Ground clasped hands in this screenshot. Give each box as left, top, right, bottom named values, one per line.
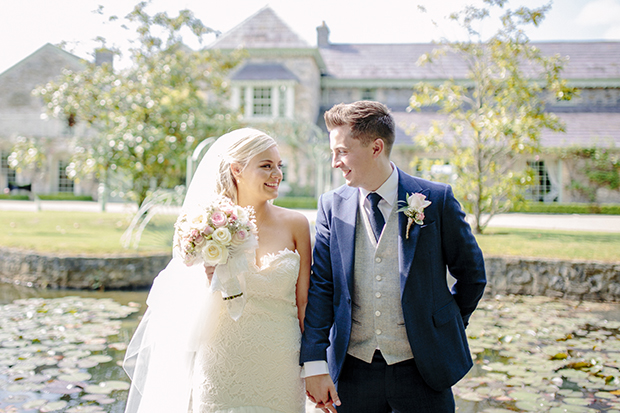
left=305, top=374, right=341, bottom=413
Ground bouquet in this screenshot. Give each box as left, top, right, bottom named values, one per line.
left=174, top=196, right=257, bottom=267
left=173, top=196, right=258, bottom=320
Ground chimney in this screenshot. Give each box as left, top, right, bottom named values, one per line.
left=317, top=21, right=330, bottom=47
left=95, top=49, right=114, bottom=68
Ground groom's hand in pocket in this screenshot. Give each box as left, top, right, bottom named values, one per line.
left=305, top=374, right=340, bottom=413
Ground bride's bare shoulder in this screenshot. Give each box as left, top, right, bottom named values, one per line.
left=272, top=205, right=310, bottom=227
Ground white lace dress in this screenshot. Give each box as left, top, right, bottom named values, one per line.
left=191, top=249, right=306, bottom=413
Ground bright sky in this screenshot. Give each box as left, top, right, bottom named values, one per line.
left=1, top=0, right=619, bottom=74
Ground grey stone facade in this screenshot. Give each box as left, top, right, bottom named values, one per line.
left=1, top=7, right=619, bottom=203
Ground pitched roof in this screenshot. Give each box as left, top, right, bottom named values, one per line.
left=0, top=43, right=84, bottom=82
left=209, top=6, right=310, bottom=50
left=392, top=112, right=620, bottom=148
left=231, top=63, right=299, bottom=81
left=319, top=41, right=620, bottom=83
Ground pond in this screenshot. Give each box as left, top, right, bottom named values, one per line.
left=0, top=284, right=147, bottom=413
left=0, top=284, right=619, bottom=413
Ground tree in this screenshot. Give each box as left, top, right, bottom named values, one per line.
left=409, top=0, right=576, bottom=233
left=559, top=146, right=620, bottom=204
left=34, top=2, right=244, bottom=206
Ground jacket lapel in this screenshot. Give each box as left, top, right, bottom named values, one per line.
left=333, top=186, right=358, bottom=296
left=397, top=170, right=428, bottom=296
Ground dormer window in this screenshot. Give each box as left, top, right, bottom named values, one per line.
left=230, top=63, right=297, bottom=119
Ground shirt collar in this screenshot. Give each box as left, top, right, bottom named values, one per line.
left=359, top=162, right=399, bottom=207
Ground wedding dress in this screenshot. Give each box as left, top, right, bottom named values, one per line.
left=123, top=129, right=306, bottom=413
left=191, top=248, right=305, bottom=413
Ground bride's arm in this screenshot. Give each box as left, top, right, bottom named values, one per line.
left=293, top=214, right=312, bottom=332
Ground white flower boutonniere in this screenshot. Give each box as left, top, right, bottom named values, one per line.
left=398, top=193, right=431, bottom=239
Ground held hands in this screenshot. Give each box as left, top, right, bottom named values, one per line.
left=305, top=374, right=340, bottom=413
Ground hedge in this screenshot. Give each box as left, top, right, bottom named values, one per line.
left=36, top=194, right=94, bottom=201
left=512, top=202, right=620, bottom=215
left=0, top=194, right=29, bottom=200
left=274, top=197, right=317, bottom=209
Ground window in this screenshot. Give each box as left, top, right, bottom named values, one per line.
left=527, top=160, right=552, bottom=202
left=232, top=84, right=295, bottom=119
left=1, top=151, right=16, bottom=186
left=58, top=160, right=74, bottom=193
left=253, top=87, right=272, bottom=117
left=361, top=88, right=376, bottom=101
left=413, top=159, right=455, bottom=184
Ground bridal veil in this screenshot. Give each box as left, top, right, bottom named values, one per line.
left=123, top=128, right=274, bottom=413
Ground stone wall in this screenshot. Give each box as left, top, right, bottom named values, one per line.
left=484, top=256, right=620, bottom=302
left=1, top=248, right=619, bottom=300
left=0, top=248, right=170, bottom=290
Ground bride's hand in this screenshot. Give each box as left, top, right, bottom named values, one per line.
left=204, top=265, right=215, bottom=284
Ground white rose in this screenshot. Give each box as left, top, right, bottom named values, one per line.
left=407, top=193, right=431, bottom=211
left=235, top=206, right=249, bottom=222
left=212, top=227, right=232, bottom=245
left=202, top=240, right=229, bottom=265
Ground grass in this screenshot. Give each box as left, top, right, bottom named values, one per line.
left=0, top=211, right=175, bottom=255
left=476, top=227, right=620, bottom=263
left=1, top=211, right=620, bottom=262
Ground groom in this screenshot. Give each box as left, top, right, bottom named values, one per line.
left=301, top=101, right=486, bottom=412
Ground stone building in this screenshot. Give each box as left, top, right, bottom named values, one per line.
left=1, top=6, right=619, bottom=203
left=0, top=44, right=89, bottom=196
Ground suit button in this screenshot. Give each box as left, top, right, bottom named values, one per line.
left=375, top=257, right=382, bottom=263
left=376, top=275, right=382, bottom=281
left=375, top=329, right=382, bottom=335
left=375, top=311, right=381, bottom=317
left=375, top=292, right=382, bottom=298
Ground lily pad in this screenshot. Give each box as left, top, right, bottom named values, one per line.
left=40, top=400, right=69, bottom=412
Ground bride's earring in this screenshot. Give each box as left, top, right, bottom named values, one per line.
left=231, top=163, right=243, bottom=183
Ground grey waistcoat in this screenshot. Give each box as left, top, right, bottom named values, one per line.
left=347, top=202, right=414, bottom=365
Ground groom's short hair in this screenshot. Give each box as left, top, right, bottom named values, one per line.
left=324, top=100, right=395, bottom=156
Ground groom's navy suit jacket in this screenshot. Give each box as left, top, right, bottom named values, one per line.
left=301, top=169, right=487, bottom=391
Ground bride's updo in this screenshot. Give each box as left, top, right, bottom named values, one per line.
left=215, top=128, right=277, bottom=204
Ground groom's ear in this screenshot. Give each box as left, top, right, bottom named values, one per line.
left=372, top=138, right=384, bottom=158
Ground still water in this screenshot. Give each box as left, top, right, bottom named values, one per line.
left=0, top=283, right=147, bottom=413
left=1, top=283, right=620, bottom=413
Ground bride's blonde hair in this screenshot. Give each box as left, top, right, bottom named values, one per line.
left=215, top=128, right=277, bottom=204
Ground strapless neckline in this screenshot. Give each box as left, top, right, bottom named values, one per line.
left=254, top=248, right=299, bottom=271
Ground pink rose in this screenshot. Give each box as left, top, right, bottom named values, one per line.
left=203, top=225, right=214, bottom=236
left=211, top=211, right=227, bottom=227
left=232, top=228, right=249, bottom=245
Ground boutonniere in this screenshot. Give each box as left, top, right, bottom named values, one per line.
left=398, top=193, right=431, bottom=239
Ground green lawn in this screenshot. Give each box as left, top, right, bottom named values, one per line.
left=0, top=211, right=175, bottom=255
left=1, top=211, right=619, bottom=262
left=476, top=227, right=620, bottom=263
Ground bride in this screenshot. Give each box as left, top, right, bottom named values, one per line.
left=123, top=128, right=311, bottom=413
